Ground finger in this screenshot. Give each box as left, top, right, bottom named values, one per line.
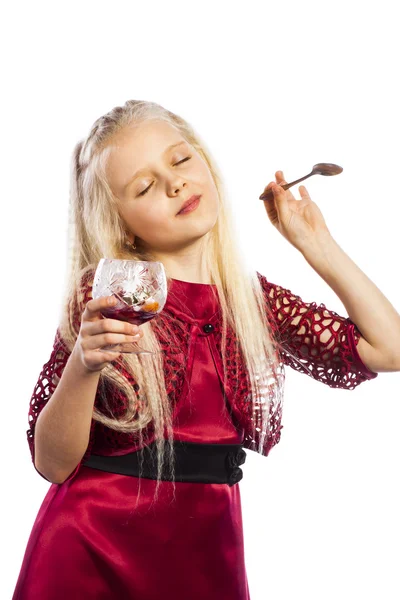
left=275, top=170, right=299, bottom=202
left=82, top=330, right=143, bottom=351
left=275, top=170, right=287, bottom=185
left=260, top=181, right=277, bottom=200
left=298, top=185, right=310, bottom=199
left=83, top=296, right=118, bottom=322
left=271, top=183, right=290, bottom=215
left=84, top=318, right=141, bottom=336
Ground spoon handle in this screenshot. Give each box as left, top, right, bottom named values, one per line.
left=259, top=171, right=313, bottom=200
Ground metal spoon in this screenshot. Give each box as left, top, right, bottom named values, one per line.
left=259, top=163, right=343, bottom=201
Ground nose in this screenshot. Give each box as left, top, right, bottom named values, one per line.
left=170, top=179, right=187, bottom=195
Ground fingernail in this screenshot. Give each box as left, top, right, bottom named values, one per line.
left=108, top=296, right=117, bottom=305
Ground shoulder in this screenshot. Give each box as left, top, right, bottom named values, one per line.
left=69, top=266, right=96, bottom=332
left=256, top=271, right=267, bottom=285
left=256, top=271, right=301, bottom=303
left=78, top=266, right=96, bottom=299
left=255, top=271, right=275, bottom=298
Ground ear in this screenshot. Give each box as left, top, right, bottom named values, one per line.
left=124, top=230, right=134, bottom=244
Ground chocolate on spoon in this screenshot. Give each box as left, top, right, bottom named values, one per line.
left=259, top=163, right=343, bottom=201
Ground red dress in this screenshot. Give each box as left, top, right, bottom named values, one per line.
left=13, top=275, right=378, bottom=599
left=13, top=279, right=250, bottom=600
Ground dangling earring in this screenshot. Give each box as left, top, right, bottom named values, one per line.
left=125, top=237, right=136, bottom=250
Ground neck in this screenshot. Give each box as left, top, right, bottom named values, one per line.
left=151, top=240, right=212, bottom=284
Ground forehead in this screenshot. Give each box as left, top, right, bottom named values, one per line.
left=106, top=120, right=187, bottom=193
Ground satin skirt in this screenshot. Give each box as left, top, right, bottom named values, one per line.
left=12, top=463, right=251, bottom=600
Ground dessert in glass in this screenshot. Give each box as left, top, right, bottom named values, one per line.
left=92, top=259, right=167, bottom=354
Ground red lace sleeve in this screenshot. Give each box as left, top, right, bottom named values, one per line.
left=27, top=269, right=96, bottom=482
left=257, top=272, right=379, bottom=389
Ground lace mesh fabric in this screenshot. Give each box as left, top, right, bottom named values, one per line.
left=256, top=273, right=378, bottom=387
left=237, top=272, right=379, bottom=455
left=212, top=315, right=286, bottom=457
left=26, top=331, right=87, bottom=470
left=27, top=271, right=99, bottom=474
left=26, top=270, right=192, bottom=476
left=27, top=270, right=378, bottom=478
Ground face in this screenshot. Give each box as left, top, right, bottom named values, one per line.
left=106, top=120, right=220, bottom=254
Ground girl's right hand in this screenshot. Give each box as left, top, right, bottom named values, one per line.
left=74, top=296, right=144, bottom=372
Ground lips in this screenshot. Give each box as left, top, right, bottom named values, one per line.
left=177, top=195, right=201, bottom=215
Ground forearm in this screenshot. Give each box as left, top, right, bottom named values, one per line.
left=300, top=232, right=400, bottom=363
left=34, top=347, right=101, bottom=483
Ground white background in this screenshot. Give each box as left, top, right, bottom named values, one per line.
left=2, top=1, right=400, bottom=598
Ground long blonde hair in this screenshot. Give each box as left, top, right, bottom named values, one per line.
left=59, top=99, right=284, bottom=504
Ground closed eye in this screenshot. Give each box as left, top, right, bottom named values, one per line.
left=138, top=157, right=192, bottom=196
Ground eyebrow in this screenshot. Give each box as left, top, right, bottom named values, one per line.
left=123, top=140, right=187, bottom=191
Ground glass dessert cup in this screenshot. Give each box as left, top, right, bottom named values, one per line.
left=92, top=258, right=167, bottom=355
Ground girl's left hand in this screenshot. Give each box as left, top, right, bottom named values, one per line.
left=261, top=170, right=332, bottom=253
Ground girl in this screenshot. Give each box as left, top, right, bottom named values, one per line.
left=13, top=99, right=398, bottom=600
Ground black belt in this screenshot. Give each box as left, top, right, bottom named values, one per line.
left=82, top=441, right=247, bottom=487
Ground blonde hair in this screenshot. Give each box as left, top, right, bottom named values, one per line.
left=59, top=99, right=284, bottom=505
